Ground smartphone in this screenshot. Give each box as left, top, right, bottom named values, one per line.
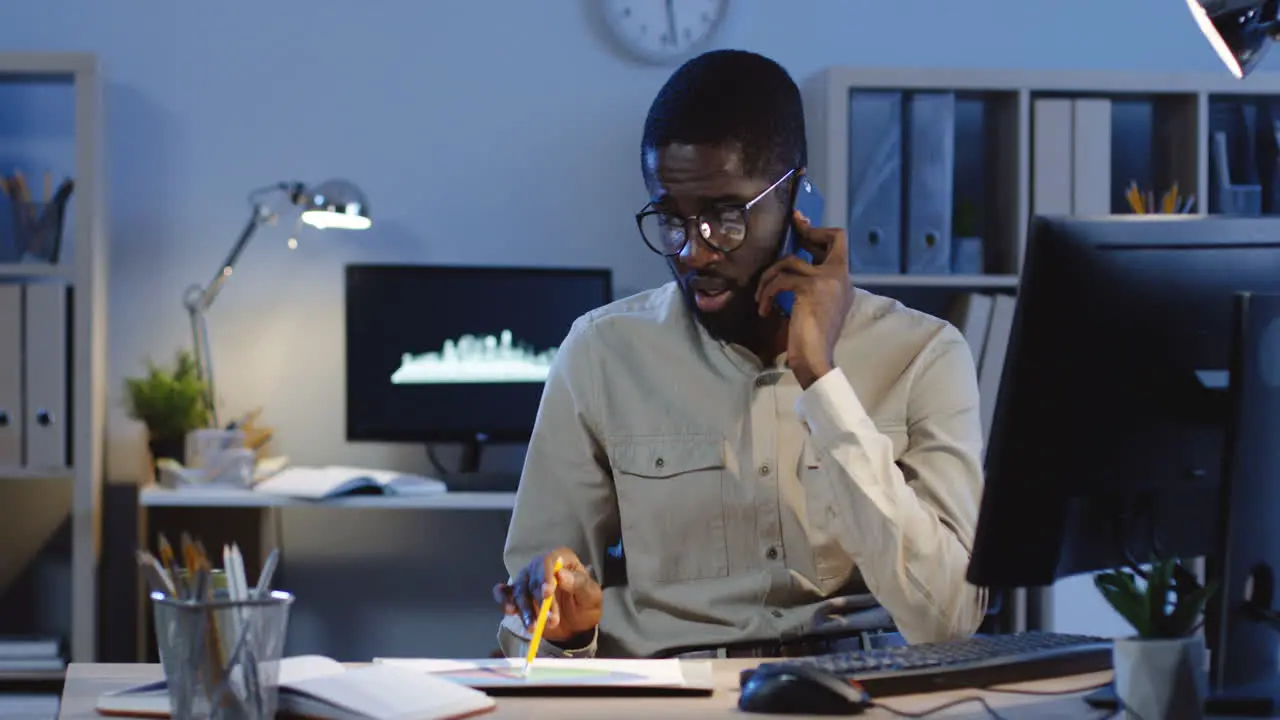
left=774, top=174, right=826, bottom=317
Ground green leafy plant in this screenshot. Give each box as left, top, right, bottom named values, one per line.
left=122, top=350, right=211, bottom=441
left=1095, top=556, right=1217, bottom=639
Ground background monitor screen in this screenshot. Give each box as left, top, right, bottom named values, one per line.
left=345, top=264, right=613, bottom=443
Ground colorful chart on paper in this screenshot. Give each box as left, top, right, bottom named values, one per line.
left=436, top=664, right=652, bottom=687
left=372, top=657, right=694, bottom=689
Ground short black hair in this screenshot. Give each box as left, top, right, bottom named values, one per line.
left=642, top=49, right=806, bottom=180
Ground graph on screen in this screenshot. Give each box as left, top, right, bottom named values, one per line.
left=391, top=330, right=557, bottom=385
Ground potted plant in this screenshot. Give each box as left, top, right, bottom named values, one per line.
left=950, top=197, right=984, bottom=274
left=1095, top=556, right=1218, bottom=720
left=122, top=349, right=211, bottom=470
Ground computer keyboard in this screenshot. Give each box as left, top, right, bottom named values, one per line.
left=739, top=632, right=1113, bottom=698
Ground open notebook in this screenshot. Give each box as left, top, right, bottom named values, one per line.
left=373, top=657, right=715, bottom=696
left=253, top=466, right=446, bottom=500
left=96, top=655, right=495, bottom=719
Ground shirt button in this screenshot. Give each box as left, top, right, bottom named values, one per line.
left=766, top=546, right=778, bottom=560
left=754, top=377, right=768, bottom=388
left=759, top=464, right=770, bottom=476
left=771, top=609, right=784, bottom=618
left=654, top=457, right=665, bottom=469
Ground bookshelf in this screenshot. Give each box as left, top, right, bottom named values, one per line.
left=0, top=52, right=107, bottom=683
left=803, top=66, right=1280, bottom=637
left=802, top=66, right=1280, bottom=289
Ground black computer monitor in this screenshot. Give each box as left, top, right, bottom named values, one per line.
left=966, top=215, right=1280, bottom=713
left=345, top=264, right=612, bottom=466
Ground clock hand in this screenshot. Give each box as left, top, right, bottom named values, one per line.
left=665, top=0, right=677, bottom=45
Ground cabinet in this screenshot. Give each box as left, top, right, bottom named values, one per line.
left=0, top=52, right=107, bottom=692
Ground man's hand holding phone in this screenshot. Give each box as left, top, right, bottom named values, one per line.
left=756, top=211, right=854, bottom=390
left=493, top=547, right=602, bottom=645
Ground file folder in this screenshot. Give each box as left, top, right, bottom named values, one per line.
left=1071, top=99, right=1112, bottom=216
left=22, top=282, right=68, bottom=469
left=847, top=92, right=904, bottom=274
left=904, top=92, right=956, bottom=275
left=0, top=284, right=20, bottom=466
left=1032, top=98, right=1073, bottom=216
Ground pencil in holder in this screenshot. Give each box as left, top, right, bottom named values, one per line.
left=152, top=590, right=294, bottom=720
left=11, top=196, right=69, bottom=264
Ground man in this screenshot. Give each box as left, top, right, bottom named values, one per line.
left=493, top=49, right=986, bottom=659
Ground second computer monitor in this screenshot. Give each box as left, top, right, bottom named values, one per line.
left=968, top=215, right=1280, bottom=590
left=345, top=264, right=612, bottom=445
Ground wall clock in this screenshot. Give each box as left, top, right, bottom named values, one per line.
left=600, top=0, right=731, bottom=65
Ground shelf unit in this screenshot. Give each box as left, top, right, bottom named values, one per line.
left=0, top=52, right=107, bottom=674
left=802, top=66, right=1280, bottom=635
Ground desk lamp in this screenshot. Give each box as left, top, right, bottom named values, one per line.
left=183, top=179, right=372, bottom=426
left=1187, top=0, right=1280, bottom=78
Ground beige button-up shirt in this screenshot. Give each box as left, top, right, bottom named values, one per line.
left=499, top=281, right=987, bottom=658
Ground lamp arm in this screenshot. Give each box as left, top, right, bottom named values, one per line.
left=181, top=182, right=301, bottom=427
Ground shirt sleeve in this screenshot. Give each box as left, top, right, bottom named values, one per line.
left=795, top=325, right=988, bottom=644
left=496, top=318, right=617, bottom=658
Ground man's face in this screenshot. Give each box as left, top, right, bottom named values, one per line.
left=643, top=143, right=789, bottom=345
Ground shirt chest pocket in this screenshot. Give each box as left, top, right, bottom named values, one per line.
left=609, top=435, right=730, bottom=585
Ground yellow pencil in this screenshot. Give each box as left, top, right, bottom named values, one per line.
left=523, top=557, right=564, bottom=676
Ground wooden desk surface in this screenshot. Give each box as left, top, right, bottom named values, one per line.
left=59, top=662, right=1112, bottom=719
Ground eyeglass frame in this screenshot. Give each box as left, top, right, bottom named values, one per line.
left=634, top=168, right=798, bottom=257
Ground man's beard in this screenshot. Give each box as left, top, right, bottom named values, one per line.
left=674, top=265, right=769, bottom=346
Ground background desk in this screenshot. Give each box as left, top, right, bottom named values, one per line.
left=139, top=486, right=518, bottom=510
left=59, top=662, right=1114, bottom=719
left=132, top=487, right=518, bottom=662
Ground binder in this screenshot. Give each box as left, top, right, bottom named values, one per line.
left=977, top=294, right=1017, bottom=450
left=1071, top=99, right=1112, bottom=216
left=846, top=92, right=904, bottom=274
left=1032, top=98, right=1073, bottom=215
left=0, top=284, right=20, bottom=466
left=903, top=92, right=956, bottom=274
left=22, top=282, right=68, bottom=469
left=948, top=292, right=995, bottom=366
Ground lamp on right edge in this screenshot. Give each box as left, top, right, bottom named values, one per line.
left=1187, top=0, right=1280, bottom=78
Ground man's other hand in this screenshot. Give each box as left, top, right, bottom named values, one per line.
left=493, top=547, right=602, bottom=644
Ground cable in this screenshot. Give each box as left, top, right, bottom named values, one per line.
left=873, top=695, right=1008, bottom=719
left=425, top=444, right=450, bottom=478
left=872, top=680, right=1116, bottom=720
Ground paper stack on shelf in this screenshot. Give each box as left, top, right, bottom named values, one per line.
left=0, top=635, right=64, bottom=673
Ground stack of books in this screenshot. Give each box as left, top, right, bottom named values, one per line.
left=0, top=636, right=63, bottom=720
left=0, top=635, right=64, bottom=673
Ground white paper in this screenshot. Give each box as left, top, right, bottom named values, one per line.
left=373, top=656, right=691, bottom=688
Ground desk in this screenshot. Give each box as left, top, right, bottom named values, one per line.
left=140, top=486, right=518, bottom=510
left=59, top=662, right=1113, bottom=719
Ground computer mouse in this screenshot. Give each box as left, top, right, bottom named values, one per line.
left=738, top=663, right=872, bottom=715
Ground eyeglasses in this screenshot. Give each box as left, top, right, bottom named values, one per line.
left=635, top=169, right=796, bottom=257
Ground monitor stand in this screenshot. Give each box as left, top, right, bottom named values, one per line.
left=459, top=433, right=489, bottom=474
left=425, top=434, right=520, bottom=493
left=1084, top=292, right=1280, bottom=717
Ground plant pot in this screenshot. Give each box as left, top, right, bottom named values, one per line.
left=1114, top=635, right=1208, bottom=720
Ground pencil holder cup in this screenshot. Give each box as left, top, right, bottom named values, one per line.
left=152, top=591, right=294, bottom=720
left=1217, top=185, right=1263, bottom=216
left=0, top=226, right=16, bottom=262
left=11, top=199, right=68, bottom=264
